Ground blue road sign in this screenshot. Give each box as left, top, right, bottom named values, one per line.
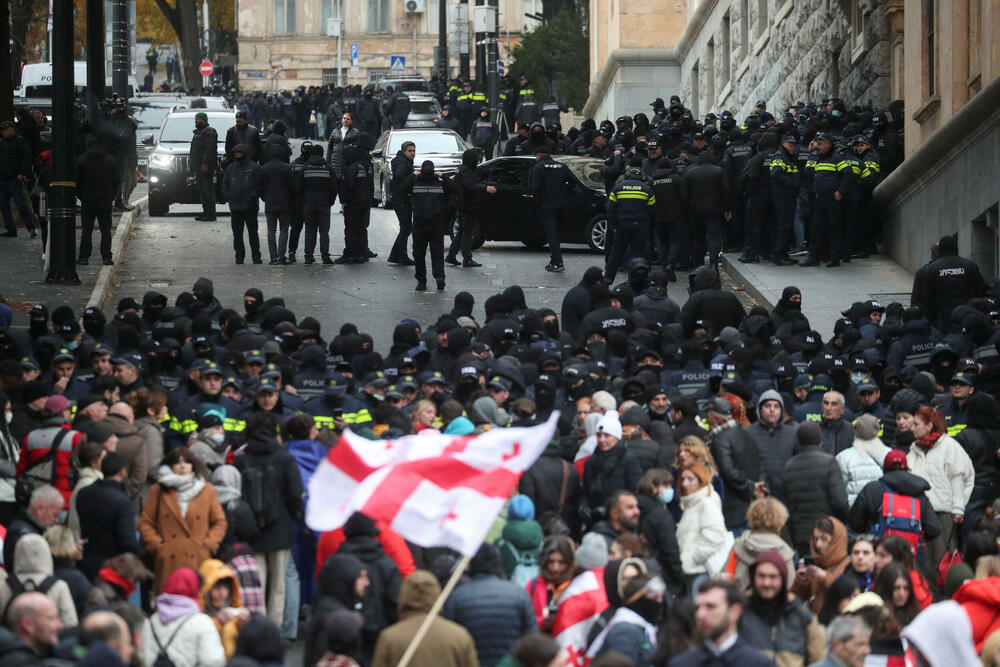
left=497, top=59, right=505, bottom=75
left=390, top=55, right=406, bottom=72
left=350, top=43, right=359, bottom=59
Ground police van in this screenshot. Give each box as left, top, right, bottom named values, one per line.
left=16, top=62, right=138, bottom=98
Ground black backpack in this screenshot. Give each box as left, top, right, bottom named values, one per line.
left=241, top=454, right=282, bottom=530
left=1, top=573, right=58, bottom=624
left=149, top=614, right=193, bottom=667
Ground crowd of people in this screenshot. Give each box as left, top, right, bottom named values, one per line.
left=0, top=206, right=996, bottom=666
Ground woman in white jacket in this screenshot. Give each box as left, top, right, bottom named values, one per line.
left=141, top=566, right=225, bottom=667
left=676, top=462, right=728, bottom=593
left=906, top=406, right=975, bottom=569
left=836, top=414, right=890, bottom=505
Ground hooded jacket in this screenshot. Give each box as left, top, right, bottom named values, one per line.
left=681, top=266, right=747, bottom=336
left=683, top=152, right=731, bottom=217
left=739, top=551, right=826, bottom=667
left=835, top=434, right=891, bottom=505
left=0, top=534, right=78, bottom=629
left=846, top=470, right=942, bottom=541
left=198, top=559, right=244, bottom=657
left=222, top=151, right=260, bottom=212
left=371, top=571, right=479, bottom=667
left=190, top=123, right=219, bottom=172
left=74, top=148, right=121, bottom=205
left=518, top=441, right=581, bottom=534
left=454, top=149, right=489, bottom=212
left=232, top=429, right=303, bottom=551
left=745, top=390, right=798, bottom=500
left=676, top=485, right=727, bottom=575
left=258, top=156, right=297, bottom=212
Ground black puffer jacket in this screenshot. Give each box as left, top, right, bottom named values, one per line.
left=232, top=429, right=303, bottom=551
left=847, top=470, right=941, bottom=541
left=744, top=390, right=798, bottom=500
left=709, top=425, right=761, bottom=529
left=443, top=570, right=538, bottom=667
left=222, top=154, right=260, bottom=212
left=518, top=442, right=580, bottom=532
left=258, top=158, right=297, bottom=212
left=636, top=493, right=684, bottom=595
left=189, top=124, right=218, bottom=172
left=0, top=134, right=31, bottom=180
left=74, top=148, right=120, bottom=205
left=781, top=445, right=849, bottom=552
left=681, top=266, right=747, bottom=336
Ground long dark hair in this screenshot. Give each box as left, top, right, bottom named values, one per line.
left=162, top=446, right=208, bottom=480
left=873, top=563, right=919, bottom=625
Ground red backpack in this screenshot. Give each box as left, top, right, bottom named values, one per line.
left=873, top=482, right=924, bottom=557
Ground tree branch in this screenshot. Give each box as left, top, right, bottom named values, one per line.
left=151, top=0, right=182, bottom=37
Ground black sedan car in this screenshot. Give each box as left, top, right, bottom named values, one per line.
left=468, top=156, right=608, bottom=253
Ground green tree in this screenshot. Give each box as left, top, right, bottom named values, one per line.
left=509, top=8, right=589, bottom=110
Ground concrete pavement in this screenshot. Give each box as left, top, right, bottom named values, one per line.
left=721, top=251, right=916, bottom=337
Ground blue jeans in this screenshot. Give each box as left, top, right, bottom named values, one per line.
left=0, top=179, right=36, bottom=233
left=282, top=557, right=300, bottom=639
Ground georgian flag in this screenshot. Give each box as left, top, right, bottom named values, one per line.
left=551, top=568, right=609, bottom=667
left=306, top=413, right=558, bottom=556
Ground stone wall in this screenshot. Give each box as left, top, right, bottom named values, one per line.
left=676, top=0, right=893, bottom=119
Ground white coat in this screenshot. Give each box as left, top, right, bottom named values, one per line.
left=906, top=434, right=975, bottom=514
left=677, top=484, right=727, bottom=575
left=836, top=437, right=890, bottom=505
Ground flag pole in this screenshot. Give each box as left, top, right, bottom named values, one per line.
left=396, top=553, right=472, bottom=667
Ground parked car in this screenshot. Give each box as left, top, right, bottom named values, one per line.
left=468, top=155, right=608, bottom=253
left=375, top=76, right=430, bottom=95
left=404, top=94, right=444, bottom=128
left=132, top=97, right=186, bottom=180
left=146, top=109, right=236, bottom=216
left=371, top=128, right=471, bottom=208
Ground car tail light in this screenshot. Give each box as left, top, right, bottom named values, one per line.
left=431, top=117, right=440, bottom=121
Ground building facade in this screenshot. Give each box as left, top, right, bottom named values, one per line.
left=875, top=0, right=1000, bottom=275
left=236, top=0, right=541, bottom=90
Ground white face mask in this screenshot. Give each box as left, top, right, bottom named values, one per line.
left=4, top=412, right=11, bottom=425
left=209, top=432, right=226, bottom=445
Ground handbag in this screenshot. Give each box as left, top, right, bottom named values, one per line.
left=936, top=524, right=963, bottom=587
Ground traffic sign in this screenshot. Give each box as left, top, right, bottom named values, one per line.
left=497, top=59, right=505, bottom=75
left=199, top=61, right=214, bottom=76
left=390, top=55, right=406, bottom=72
left=350, top=43, right=359, bottom=59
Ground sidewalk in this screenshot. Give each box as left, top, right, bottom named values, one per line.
left=0, top=200, right=143, bottom=323
left=721, top=252, right=916, bottom=337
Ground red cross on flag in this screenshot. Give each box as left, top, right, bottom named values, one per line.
left=306, top=414, right=559, bottom=556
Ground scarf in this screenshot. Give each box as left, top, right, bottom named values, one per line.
left=707, top=417, right=738, bottom=444
left=916, top=432, right=943, bottom=451
left=157, top=466, right=206, bottom=516
left=99, top=566, right=136, bottom=597
left=155, top=593, right=201, bottom=625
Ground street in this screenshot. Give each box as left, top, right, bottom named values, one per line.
left=109, top=202, right=634, bottom=349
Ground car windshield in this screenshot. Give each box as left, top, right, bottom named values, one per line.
left=410, top=100, right=438, bottom=114
left=389, top=132, right=465, bottom=154
left=158, top=116, right=235, bottom=143
left=131, top=101, right=177, bottom=131
left=562, top=159, right=606, bottom=191
left=383, top=80, right=429, bottom=93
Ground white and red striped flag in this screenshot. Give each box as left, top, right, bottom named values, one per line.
left=306, top=414, right=559, bottom=556
left=551, top=568, right=609, bottom=667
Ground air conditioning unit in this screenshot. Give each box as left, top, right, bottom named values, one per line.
left=405, top=0, right=425, bottom=13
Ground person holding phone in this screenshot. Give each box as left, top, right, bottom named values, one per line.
left=791, top=516, right=850, bottom=614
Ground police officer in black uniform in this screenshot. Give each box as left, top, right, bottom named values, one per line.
left=528, top=146, right=573, bottom=273
left=604, top=164, right=657, bottom=284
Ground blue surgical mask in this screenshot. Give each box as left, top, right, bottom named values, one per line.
left=65, top=340, right=79, bottom=351
left=851, top=371, right=867, bottom=385
left=660, top=488, right=674, bottom=504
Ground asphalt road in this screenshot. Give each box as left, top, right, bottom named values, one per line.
left=108, top=201, right=643, bottom=350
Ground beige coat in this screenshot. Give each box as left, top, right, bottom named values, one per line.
left=139, top=481, right=228, bottom=594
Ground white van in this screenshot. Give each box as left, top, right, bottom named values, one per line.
left=16, top=62, right=138, bottom=98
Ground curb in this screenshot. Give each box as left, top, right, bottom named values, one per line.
left=86, top=196, right=147, bottom=311
left=719, top=252, right=778, bottom=310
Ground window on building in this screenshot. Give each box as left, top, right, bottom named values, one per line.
left=923, top=0, right=936, bottom=96
left=275, top=0, right=296, bottom=35
left=322, top=0, right=333, bottom=33
left=704, top=39, right=715, bottom=107
left=368, top=68, right=390, bottom=83
left=968, top=0, right=981, bottom=90
left=721, top=13, right=731, bottom=88
left=740, top=0, right=750, bottom=58
left=690, top=60, right=699, bottom=116
left=850, top=0, right=864, bottom=52
left=368, top=0, right=390, bottom=33
left=322, top=68, right=345, bottom=85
